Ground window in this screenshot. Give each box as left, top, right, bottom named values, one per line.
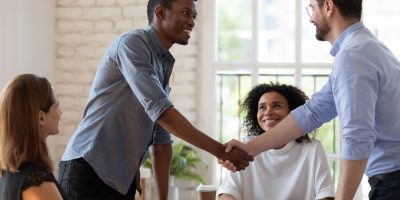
left=200, top=0, right=400, bottom=199
left=215, top=0, right=338, bottom=186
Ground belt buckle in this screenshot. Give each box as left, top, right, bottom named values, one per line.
left=368, top=177, right=379, bottom=187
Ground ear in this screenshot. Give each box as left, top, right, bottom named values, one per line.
left=325, top=0, right=334, bottom=17
left=39, top=111, right=46, bottom=126
left=154, top=4, right=166, bottom=21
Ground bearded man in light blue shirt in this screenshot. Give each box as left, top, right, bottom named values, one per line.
left=222, top=0, right=400, bottom=200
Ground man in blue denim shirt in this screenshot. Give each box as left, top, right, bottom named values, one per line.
left=223, top=0, right=400, bottom=200
left=58, top=0, right=253, bottom=199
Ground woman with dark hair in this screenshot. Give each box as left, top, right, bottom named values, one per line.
left=218, top=83, right=334, bottom=200
left=0, top=74, right=66, bottom=200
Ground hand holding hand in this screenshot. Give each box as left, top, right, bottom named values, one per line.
left=224, top=139, right=250, bottom=154
left=218, top=159, right=237, bottom=172
left=218, top=143, right=253, bottom=171
left=218, top=139, right=253, bottom=171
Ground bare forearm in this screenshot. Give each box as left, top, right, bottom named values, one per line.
left=156, top=107, right=225, bottom=158
left=157, top=107, right=252, bottom=170
left=336, top=159, right=367, bottom=200
left=248, top=114, right=304, bottom=156
left=152, top=144, right=172, bottom=200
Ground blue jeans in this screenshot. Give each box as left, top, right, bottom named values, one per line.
left=58, top=158, right=138, bottom=200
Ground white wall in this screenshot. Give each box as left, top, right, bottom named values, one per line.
left=0, top=0, right=55, bottom=86
left=0, top=0, right=56, bottom=159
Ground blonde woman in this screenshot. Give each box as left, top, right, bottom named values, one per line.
left=0, top=74, right=65, bottom=200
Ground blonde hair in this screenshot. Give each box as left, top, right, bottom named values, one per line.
left=0, top=74, right=54, bottom=174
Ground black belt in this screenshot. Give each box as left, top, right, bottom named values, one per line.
left=368, top=170, right=400, bottom=187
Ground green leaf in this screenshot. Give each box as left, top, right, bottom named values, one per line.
left=143, top=141, right=208, bottom=184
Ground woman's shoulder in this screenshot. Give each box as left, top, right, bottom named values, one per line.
left=242, top=135, right=257, bottom=143
left=21, top=163, right=56, bottom=191
left=21, top=163, right=65, bottom=200
left=296, top=138, right=325, bottom=151
left=0, top=163, right=57, bottom=200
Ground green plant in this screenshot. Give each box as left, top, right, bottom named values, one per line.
left=143, top=141, right=208, bottom=184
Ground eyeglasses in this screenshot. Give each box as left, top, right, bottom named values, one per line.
left=306, top=2, right=325, bottom=17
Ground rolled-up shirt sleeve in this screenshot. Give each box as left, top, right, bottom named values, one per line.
left=291, top=80, right=338, bottom=134
left=153, top=123, right=173, bottom=144
left=116, top=33, right=173, bottom=122
left=332, top=51, right=377, bottom=160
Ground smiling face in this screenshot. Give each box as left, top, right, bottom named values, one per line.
left=156, top=0, right=197, bottom=48
left=256, top=92, right=290, bottom=131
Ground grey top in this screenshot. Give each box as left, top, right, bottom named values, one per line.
left=62, top=26, right=174, bottom=194
left=0, top=162, right=67, bottom=200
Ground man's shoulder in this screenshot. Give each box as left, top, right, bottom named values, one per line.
left=120, top=27, right=153, bottom=40
left=115, top=27, right=157, bottom=51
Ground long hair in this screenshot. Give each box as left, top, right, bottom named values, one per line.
left=240, top=82, right=312, bottom=143
left=0, top=74, right=54, bottom=174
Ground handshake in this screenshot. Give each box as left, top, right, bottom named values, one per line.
left=217, top=139, right=254, bottom=171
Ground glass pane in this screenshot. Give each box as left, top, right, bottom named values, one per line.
left=258, top=0, right=295, bottom=63
left=301, top=68, right=340, bottom=191
left=258, top=68, right=295, bottom=85
left=363, top=0, right=400, bottom=58
left=301, top=68, right=332, bottom=96
left=301, top=68, right=340, bottom=154
left=316, top=118, right=340, bottom=154
left=216, top=71, right=252, bottom=144
left=301, top=0, right=333, bottom=63
left=216, top=0, right=252, bottom=62
left=328, top=160, right=339, bottom=188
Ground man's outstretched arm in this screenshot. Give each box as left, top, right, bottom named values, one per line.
left=156, top=107, right=253, bottom=170
left=224, top=114, right=304, bottom=157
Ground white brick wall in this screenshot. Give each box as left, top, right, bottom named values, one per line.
left=55, top=0, right=199, bottom=198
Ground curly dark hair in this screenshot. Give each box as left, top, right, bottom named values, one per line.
left=240, top=82, right=312, bottom=143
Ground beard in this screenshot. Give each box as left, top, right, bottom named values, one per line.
left=315, top=18, right=330, bottom=41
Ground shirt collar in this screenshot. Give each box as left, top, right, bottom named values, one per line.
left=146, top=26, right=175, bottom=63
left=330, top=21, right=364, bottom=56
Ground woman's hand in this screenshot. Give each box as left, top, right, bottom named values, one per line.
left=224, top=139, right=250, bottom=154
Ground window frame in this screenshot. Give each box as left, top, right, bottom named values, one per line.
left=197, top=0, right=399, bottom=199
left=199, top=0, right=337, bottom=183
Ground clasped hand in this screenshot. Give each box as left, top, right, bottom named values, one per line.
left=218, top=139, right=252, bottom=171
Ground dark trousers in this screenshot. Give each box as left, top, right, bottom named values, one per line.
left=58, top=158, right=137, bottom=200
left=368, top=170, right=400, bottom=200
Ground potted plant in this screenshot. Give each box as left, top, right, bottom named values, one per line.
left=143, top=141, right=208, bottom=184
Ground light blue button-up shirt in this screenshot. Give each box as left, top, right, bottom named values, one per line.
left=62, top=26, right=174, bottom=194
left=292, top=22, right=400, bottom=177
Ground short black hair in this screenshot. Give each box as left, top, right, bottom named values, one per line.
left=317, top=0, right=362, bottom=19
left=146, top=0, right=197, bottom=24
left=240, top=82, right=312, bottom=143
left=147, top=0, right=172, bottom=24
